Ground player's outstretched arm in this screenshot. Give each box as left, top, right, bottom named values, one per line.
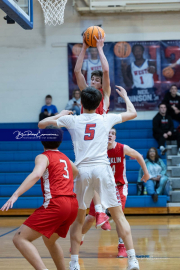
left=38, top=110, right=72, bottom=129
left=70, top=161, right=79, bottom=179
left=116, top=85, right=137, bottom=122
left=95, top=31, right=111, bottom=101
left=1, top=155, right=48, bottom=211
left=74, top=36, right=88, bottom=91
left=124, top=145, right=149, bottom=182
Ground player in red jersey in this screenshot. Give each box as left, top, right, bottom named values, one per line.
left=75, top=31, right=111, bottom=228
left=1, top=124, right=79, bottom=270
left=81, top=127, right=149, bottom=258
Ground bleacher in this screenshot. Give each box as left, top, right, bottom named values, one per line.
left=0, top=120, right=169, bottom=214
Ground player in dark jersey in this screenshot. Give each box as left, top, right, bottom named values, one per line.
left=81, top=127, right=149, bottom=258
left=1, top=124, right=78, bottom=270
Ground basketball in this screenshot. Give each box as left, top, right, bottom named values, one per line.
left=84, top=26, right=105, bottom=47
left=162, top=67, right=174, bottom=79
left=114, top=42, right=132, bottom=58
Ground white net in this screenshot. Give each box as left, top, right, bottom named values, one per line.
left=38, top=0, right=68, bottom=26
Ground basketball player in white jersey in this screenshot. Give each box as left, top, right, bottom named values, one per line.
left=82, top=47, right=102, bottom=86
left=39, top=85, right=140, bottom=270
left=122, top=44, right=156, bottom=89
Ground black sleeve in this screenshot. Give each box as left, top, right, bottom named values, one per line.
left=168, top=116, right=174, bottom=132
left=153, top=116, right=163, bottom=135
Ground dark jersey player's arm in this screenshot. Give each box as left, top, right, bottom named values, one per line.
left=121, top=63, right=133, bottom=88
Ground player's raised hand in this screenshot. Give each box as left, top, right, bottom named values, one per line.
left=82, top=33, right=89, bottom=50
left=94, top=30, right=105, bottom=49
left=115, top=85, right=128, bottom=100
left=59, top=110, right=73, bottom=117
left=141, top=173, right=150, bottom=183
left=1, top=194, right=18, bottom=211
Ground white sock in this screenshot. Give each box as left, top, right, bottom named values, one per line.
left=71, top=255, right=79, bottom=267
left=118, top=237, right=124, bottom=244
left=82, top=234, right=85, bottom=241
left=127, top=249, right=136, bottom=259
left=95, top=204, right=102, bottom=213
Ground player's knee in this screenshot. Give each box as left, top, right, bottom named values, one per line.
left=13, top=232, right=22, bottom=248
left=86, top=215, right=95, bottom=223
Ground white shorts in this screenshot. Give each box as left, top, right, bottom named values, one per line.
left=74, top=164, right=121, bottom=210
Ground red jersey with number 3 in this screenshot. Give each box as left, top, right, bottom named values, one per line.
left=81, top=88, right=109, bottom=115
left=41, top=150, right=76, bottom=208
left=107, top=143, right=127, bottom=185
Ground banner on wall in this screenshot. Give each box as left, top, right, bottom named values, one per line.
left=68, top=40, right=180, bottom=111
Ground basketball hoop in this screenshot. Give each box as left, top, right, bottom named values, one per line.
left=38, top=0, right=67, bottom=26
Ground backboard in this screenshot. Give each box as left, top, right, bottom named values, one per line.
left=0, top=0, right=33, bottom=29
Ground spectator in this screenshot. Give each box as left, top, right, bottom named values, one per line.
left=153, top=103, right=180, bottom=155
left=138, top=147, right=168, bottom=202
left=39, top=95, right=58, bottom=121
left=65, top=89, right=81, bottom=115
left=82, top=47, right=102, bottom=86
left=162, top=84, right=180, bottom=122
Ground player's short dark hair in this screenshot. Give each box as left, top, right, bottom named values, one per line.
left=91, top=70, right=103, bottom=84
left=132, top=44, right=144, bottom=53
left=81, top=87, right=102, bottom=111
left=158, top=103, right=167, bottom=108
left=170, top=84, right=178, bottom=90
left=41, top=126, right=63, bottom=149
left=111, top=127, right=116, bottom=135
left=45, top=95, right=52, bottom=99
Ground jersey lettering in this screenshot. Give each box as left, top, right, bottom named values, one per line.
left=60, top=159, right=69, bottom=179
left=84, top=124, right=96, bottom=141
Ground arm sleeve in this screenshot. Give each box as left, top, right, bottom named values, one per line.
left=56, top=115, right=75, bottom=129
left=169, top=117, right=174, bottom=132
left=159, top=159, right=167, bottom=176
left=53, top=106, right=58, bottom=114
left=41, top=106, right=45, bottom=113
left=105, top=114, right=122, bottom=131
left=153, top=116, right=163, bottom=135
left=65, top=100, right=73, bottom=110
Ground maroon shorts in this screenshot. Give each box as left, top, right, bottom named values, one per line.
left=88, top=184, right=128, bottom=216
left=24, top=196, right=78, bottom=239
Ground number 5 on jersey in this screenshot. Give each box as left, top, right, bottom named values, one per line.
left=84, top=124, right=96, bottom=141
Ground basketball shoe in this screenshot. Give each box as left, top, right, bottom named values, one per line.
left=95, top=212, right=109, bottom=228
left=127, top=257, right=139, bottom=270
left=69, top=262, right=80, bottom=270
left=101, top=220, right=111, bottom=231
left=117, top=244, right=127, bottom=257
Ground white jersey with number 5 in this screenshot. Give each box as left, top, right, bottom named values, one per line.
left=56, top=113, right=122, bottom=168
left=131, top=59, right=154, bottom=88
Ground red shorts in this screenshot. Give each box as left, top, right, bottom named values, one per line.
left=24, top=196, right=78, bottom=239
left=88, top=184, right=128, bottom=216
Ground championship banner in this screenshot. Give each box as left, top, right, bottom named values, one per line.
left=68, top=43, right=115, bottom=110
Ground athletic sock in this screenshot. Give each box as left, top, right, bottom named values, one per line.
left=118, top=237, right=124, bottom=244
left=127, top=249, right=136, bottom=259
left=71, top=255, right=79, bottom=266
left=82, top=234, right=85, bottom=241
left=95, top=204, right=103, bottom=213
